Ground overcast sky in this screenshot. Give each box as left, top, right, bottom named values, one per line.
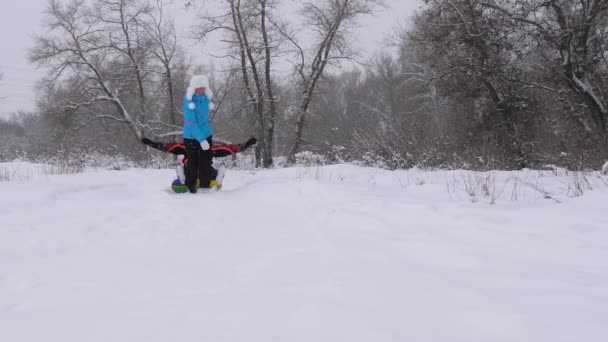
left=0, top=0, right=422, bottom=119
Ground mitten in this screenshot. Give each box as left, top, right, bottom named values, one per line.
left=243, top=137, right=257, bottom=149
left=200, top=140, right=210, bottom=150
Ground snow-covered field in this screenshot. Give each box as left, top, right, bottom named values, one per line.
left=1, top=162, right=608, bottom=342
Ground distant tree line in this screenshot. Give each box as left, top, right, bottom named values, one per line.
left=2, top=0, right=606, bottom=170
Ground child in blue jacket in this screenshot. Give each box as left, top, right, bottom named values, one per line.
left=182, top=74, right=217, bottom=193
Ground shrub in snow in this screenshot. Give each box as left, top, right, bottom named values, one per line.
left=294, top=151, right=327, bottom=166
left=360, top=151, right=389, bottom=169
left=219, top=153, right=257, bottom=170
left=326, top=145, right=348, bottom=164
left=273, top=156, right=288, bottom=168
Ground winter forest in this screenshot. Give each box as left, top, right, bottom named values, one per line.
left=2, top=0, right=607, bottom=171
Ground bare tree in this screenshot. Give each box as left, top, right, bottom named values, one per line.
left=197, top=0, right=283, bottom=167
left=285, top=0, right=385, bottom=163
left=93, top=0, right=153, bottom=127
left=481, top=0, right=608, bottom=139
left=142, top=0, right=181, bottom=135
left=29, top=0, right=145, bottom=140
left=405, top=0, right=555, bottom=168
left=231, top=0, right=271, bottom=166
left=259, top=0, right=279, bottom=167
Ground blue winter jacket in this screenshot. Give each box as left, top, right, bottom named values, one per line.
left=182, top=94, right=213, bottom=142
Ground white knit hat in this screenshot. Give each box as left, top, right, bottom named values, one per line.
left=186, top=74, right=214, bottom=102
left=189, top=75, right=209, bottom=89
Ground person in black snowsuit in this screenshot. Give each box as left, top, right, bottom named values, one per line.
left=142, top=136, right=256, bottom=192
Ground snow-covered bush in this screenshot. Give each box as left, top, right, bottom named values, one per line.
left=294, top=151, right=327, bottom=166
left=219, top=153, right=257, bottom=170
left=272, top=156, right=288, bottom=168
left=356, top=151, right=389, bottom=169
left=566, top=171, right=593, bottom=197
left=326, top=145, right=349, bottom=164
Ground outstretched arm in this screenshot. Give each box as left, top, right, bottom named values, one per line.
left=141, top=137, right=257, bottom=158
left=142, top=138, right=186, bottom=155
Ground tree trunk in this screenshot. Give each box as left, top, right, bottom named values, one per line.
left=232, top=0, right=270, bottom=167
left=165, top=66, right=177, bottom=142
left=288, top=96, right=311, bottom=164
left=261, top=0, right=275, bottom=167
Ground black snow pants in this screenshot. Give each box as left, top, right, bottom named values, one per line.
left=184, top=137, right=217, bottom=189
